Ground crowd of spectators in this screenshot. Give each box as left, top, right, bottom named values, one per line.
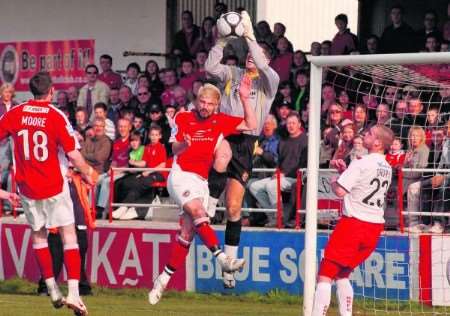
left=0, top=3, right=449, bottom=231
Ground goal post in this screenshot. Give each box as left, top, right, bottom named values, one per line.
left=303, top=52, right=450, bottom=316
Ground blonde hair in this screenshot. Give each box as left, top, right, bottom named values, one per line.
left=197, top=83, right=221, bottom=103
left=408, top=125, right=426, bottom=149
left=0, top=83, right=15, bottom=98
left=374, top=125, right=394, bottom=152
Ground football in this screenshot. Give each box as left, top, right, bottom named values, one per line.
left=216, top=12, right=245, bottom=38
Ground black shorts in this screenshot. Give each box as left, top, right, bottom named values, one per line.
left=226, top=134, right=258, bottom=186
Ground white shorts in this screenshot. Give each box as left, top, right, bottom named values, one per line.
left=167, top=168, right=211, bottom=216
left=21, top=182, right=75, bottom=231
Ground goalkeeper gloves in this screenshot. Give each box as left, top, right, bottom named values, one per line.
left=241, top=11, right=256, bottom=41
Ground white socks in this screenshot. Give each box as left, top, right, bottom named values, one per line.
left=224, top=245, right=238, bottom=259
left=68, top=279, right=80, bottom=298
left=336, top=278, right=353, bottom=316
left=312, top=282, right=331, bottom=316
left=312, top=280, right=354, bottom=316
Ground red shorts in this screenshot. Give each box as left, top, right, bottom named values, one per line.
left=319, top=216, right=383, bottom=276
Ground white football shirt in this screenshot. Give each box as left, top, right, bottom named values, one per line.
left=337, top=153, right=392, bottom=223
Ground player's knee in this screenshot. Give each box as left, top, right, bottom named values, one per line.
left=177, top=232, right=194, bottom=246
left=213, top=140, right=232, bottom=172
left=226, top=200, right=242, bottom=221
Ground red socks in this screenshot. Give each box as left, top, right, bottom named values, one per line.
left=33, top=243, right=53, bottom=279
left=195, top=222, right=219, bottom=249
left=167, top=238, right=190, bottom=271
left=63, top=244, right=81, bottom=280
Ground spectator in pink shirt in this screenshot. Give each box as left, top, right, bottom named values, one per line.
left=161, top=68, right=178, bottom=106
left=193, top=50, right=208, bottom=79
left=179, top=58, right=197, bottom=94
left=98, top=54, right=123, bottom=89
left=270, top=36, right=293, bottom=82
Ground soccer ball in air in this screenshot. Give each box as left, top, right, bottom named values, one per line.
left=216, top=12, right=245, bottom=38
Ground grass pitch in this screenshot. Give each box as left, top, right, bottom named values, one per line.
left=0, top=279, right=447, bottom=315
left=0, top=279, right=301, bottom=316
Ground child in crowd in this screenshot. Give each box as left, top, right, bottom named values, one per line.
left=386, top=137, right=406, bottom=168
left=349, top=134, right=368, bottom=160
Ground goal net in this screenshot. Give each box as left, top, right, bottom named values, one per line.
left=303, top=52, right=450, bottom=316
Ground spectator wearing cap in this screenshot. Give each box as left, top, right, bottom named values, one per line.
left=124, top=63, right=141, bottom=96
left=148, top=103, right=171, bottom=154
left=274, top=100, right=292, bottom=138
left=380, top=5, right=416, bottom=53
left=98, top=54, right=123, bottom=89
left=77, top=64, right=110, bottom=121
left=331, top=14, right=358, bottom=55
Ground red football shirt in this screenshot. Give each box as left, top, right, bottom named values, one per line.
left=172, top=111, right=242, bottom=179
left=0, top=100, right=77, bottom=199
left=112, top=137, right=130, bottom=167
left=142, top=142, right=167, bottom=168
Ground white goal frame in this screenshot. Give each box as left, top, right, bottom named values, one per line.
left=303, top=52, right=450, bottom=316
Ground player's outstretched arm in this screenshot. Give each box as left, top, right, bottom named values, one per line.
left=0, top=190, right=19, bottom=205
left=204, top=33, right=231, bottom=84
left=67, top=149, right=96, bottom=185
left=236, top=75, right=257, bottom=131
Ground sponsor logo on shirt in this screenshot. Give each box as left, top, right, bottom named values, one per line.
left=23, top=105, right=50, bottom=113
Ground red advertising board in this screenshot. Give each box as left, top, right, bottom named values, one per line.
left=0, top=39, right=94, bottom=91
left=0, top=223, right=185, bottom=291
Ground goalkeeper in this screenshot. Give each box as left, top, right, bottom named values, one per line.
left=205, top=10, right=279, bottom=289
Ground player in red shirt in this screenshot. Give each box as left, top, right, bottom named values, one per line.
left=0, top=72, right=95, bottom=315
left=312, top=125, right=394, bottom=316
left=148, top=78, right=256, bottom=305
